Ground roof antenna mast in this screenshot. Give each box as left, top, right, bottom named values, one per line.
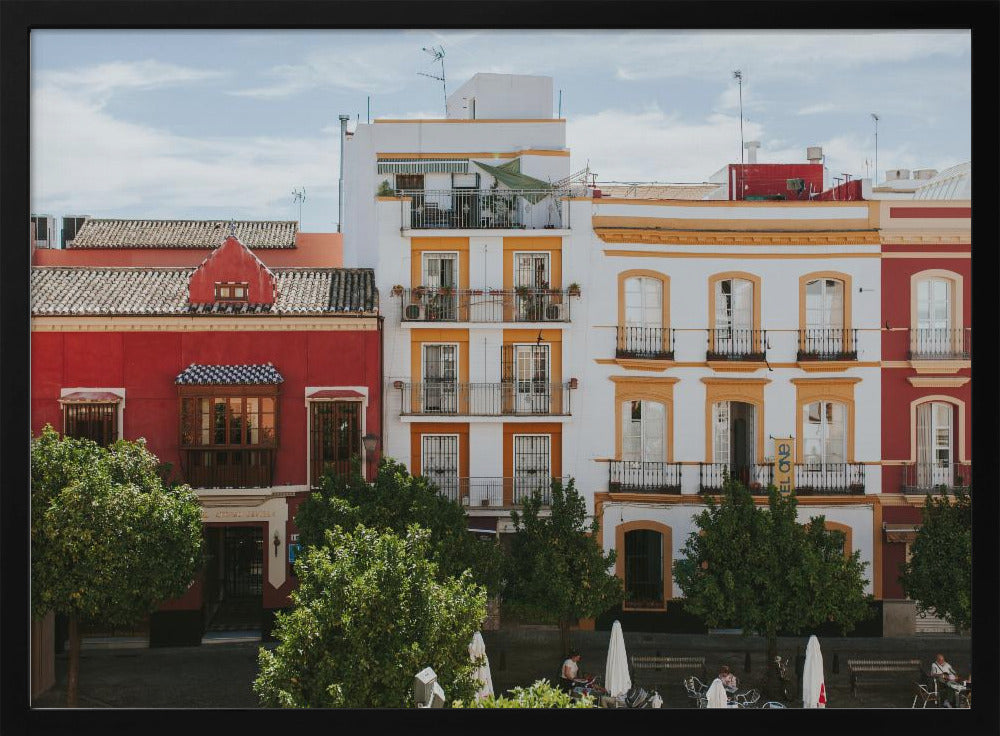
left=733, top=69, right=745, bottom=200
left=871, top=113, right=880, bottom=186
left=292, top=188, right=306, bottom=227
left=419, top=46, right=447, bottom=116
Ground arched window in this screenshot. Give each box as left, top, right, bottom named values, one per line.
left=910, top=270, right=965, bottom=359
left=624, top=529, right=664, bottom=609
left=916, top=401, right=954, bottom=487
left=622, top=400, right=666, bottom=462
left=805, top=278, right=845, bottom=331
left=624, top=276, right=663, bottom=329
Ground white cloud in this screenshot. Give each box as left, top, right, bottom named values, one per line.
left=797, top=102, right=837, bottom=116
left=38, top=59, right=225, bottom=101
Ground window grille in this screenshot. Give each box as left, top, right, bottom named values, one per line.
left=422, top=435, right=459, bottom=502
left=514, top=434, right=550, bottom=503
left=310, top=401, right=361, bottom=487
left=624, top=529, right=664, bottom=608
left=63, top=402, right=117, bottom=446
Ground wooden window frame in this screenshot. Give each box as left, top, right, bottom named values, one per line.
left=62, top=402, right=119, bottom=446
left=214, top=281, right=250, bottom=303
left=615, top=520, right=673, bottom=611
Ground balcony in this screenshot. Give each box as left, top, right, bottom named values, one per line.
left=616, top=327, right=675, bottom=360
left=797, top=328, right=859, bottom=361
left=396, top=288, right=572, bottom=323
left=398, top=188, right=568, bottom=230
left=397, top=381, right=574, bottom=416
left=793, top=463, right=866, bottom=495
left=707, top=329, right=767, bottom=361
left=908, top=328, right=971, bottom=360
left=424, top=476, right=569, bottom=507
left=182, top=448, right=274, bottom=489
left=699, top=463, right=774, bottom=493
left=608, top=461, right=682, bottom=493
left=900, top=461, right=972, bottom=493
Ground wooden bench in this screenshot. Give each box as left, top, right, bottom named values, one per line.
left=630, top=655, right=706, bottom=690
left=847, top=658, right=923, bottom=702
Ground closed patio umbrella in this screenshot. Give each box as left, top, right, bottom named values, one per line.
left=604, top=620, right=632, bottom=698
left=802, top=635, right=826, bottom=708
left=468, top=631, right=494, bottom=700
left=706, top=678, right=729, bottom=708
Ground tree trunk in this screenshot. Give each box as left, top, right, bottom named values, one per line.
left=763, top=633, right=780, bottom=701
left=66, top=615, right=80, bottom=707
left=558, top=618, right=571, bottom=658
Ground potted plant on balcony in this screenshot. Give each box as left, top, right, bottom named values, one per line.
left=390, top=284, right=404, bottom=297
left=749, top=481, right=763, bottom=493
left=567, top=282, right=581, bottom=297
left=376, top=180, right=395, bottom=197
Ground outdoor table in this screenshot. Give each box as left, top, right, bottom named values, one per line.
left=946, top=680, right=969, bottom=707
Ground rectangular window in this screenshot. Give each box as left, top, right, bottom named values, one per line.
left=514, top=344, right=550, bottom=413
left=421, top=252, right=458, bottom=288
left=309, top=401, right=361, bottom=487
left=180, top=388, right=278, bottom=488
left=802, top=400, right=846, bottom=467
left=421, top=434, right=459, bottom=502
left=514, top=434, right=550, bottom=502
left=422, top=344, right=458, bottom=413
left=622, top=400, right=665, bottom=462
left=63, top=403, right=118, bottom=446
left=624, top=529, right=664, bottom=609
left=514, top=252, right=550, bottom=289
left=214, top=282, right=249, bottom=302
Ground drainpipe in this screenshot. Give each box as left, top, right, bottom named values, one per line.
left=378, top=314, right=385, bottom=469
left=338, top=114, right=349, bottom=233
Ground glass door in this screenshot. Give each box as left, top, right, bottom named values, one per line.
left=514, top=434, right=550, bottom=502
left=421, top=435, right=459, bottom=502
left=309, top=400, right=361, bottom=486
left=515, top=344, right=550, bottom=413
left=515, top=253, right=550, bottom=321
left=714, top=278, right=754, bottom=354
left=422, top=344, right=457, bottom=413
left=915, top=279, right=951, bottom=356
left=917, top=402, right=953, bottom=487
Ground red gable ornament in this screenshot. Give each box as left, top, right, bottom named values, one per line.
left=187, top=235, right=277, bottom=305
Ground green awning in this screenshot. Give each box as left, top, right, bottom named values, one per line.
left=472, top=159, right=553, bottom=203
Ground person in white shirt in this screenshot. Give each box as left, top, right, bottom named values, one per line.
left=560, top=651, right=586, bottom=691
left=930, top=654, right=962, bottom=707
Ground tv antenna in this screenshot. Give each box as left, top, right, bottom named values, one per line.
left=292, top=187, right=306, bottom=226
left=419, top=46, right=447, bottom=116
left=733, top=69, right=745, bottom=199
left=871, top=113, right=880, bottom=185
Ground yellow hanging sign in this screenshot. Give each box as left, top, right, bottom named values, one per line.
left=774, top=438, right=795, bottom=493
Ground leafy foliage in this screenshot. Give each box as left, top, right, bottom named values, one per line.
left=674, top=476, right=872, bottom=642
left=900, top=488, right=971, bottom=631
left=505, top=479, right=623, bottom=645
left=453, top=679, right=594, bottom=708
left=296, top=458, right=504, bottom=593
left=31, top=425, right=204, bottom=626
left=254, top=524, right=487, bottom=708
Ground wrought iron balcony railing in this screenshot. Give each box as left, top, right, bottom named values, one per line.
left=908, top=328, right=971, bottom=360
left=182, top=448, right=275, bottom=489
left=707, top=328, right=767, bottom=361
left=608, top=461, right=682, bottom=493
left=797, top=328, right=859, bottom=361
left=616, top=326, right=675, bottom=360
left=793, top=463, right=866, bottom=494
left=900, top=461, right=972, bottom=493
left=397, top=288, right=572, bottom=323
left=397, top=381, right=574, bottom=416
left=419, top=475, right=570, bottom=506
left=699, top=463, right=773, bottom=493
left=398, top=188, right=568, bottom=230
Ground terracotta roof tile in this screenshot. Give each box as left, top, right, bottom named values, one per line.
left=67, top=219, right=298, bottom=249
left=175, top=363, right=284, bottom=385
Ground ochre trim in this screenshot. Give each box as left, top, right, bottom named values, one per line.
left=907, top=376, right=970, bottom=387
left=411, top=237, right=470, bottom=291
left=881, top=250, right=971, bottom=257
left=502, top=423, right=562, bottom=505
left=410, top=330, right=470, bottom=412
left=602, top=249, right=880, bottom=259
left=798, top=271, right=853, bottom=346
left=909, top=360, right=971, bottom=374
left=593, top=216, right=873, bottom=232
left=908, top=395, right=967, bottom=463
left=873, top=501, right=883, bottom=598
left=706, top=361, right=768, bottom=372
left=617, top=269, right=671, bottom=354
left=613, top=358, right=676, bottom=371
left=616, top=520, right=673, bottom=608
left=596, top=231, right=881, bottom=246
left=792, top=378, right=860, bottom=463
left=409, top=423, right=470, bottom=485
left=610, top=377, right=679, bottom=462
left=909, top=269, right=964, bottom=337
left=700, top=377, right=769, bottom=462
left=797, top=360, right=859, bottom=372
left=502, top=328, right=563, bottom=386
left=707, top=271, right=762, bottom=351
left=502, top=237, right=563, bottom=292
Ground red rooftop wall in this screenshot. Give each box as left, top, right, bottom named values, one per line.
left=187, top=236, right=276, bottom=305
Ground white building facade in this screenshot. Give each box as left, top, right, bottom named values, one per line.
left=343, top=74, right=885, bottom=613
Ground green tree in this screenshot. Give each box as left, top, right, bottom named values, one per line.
left=673, top=476, right=871, bottom=696
left=453, top=679, right=594, bottom=708
left=505, top=478, right=624, bottom=654
left=31, top=426, right=203, bottom=706
left=296, top=458, right=504, bottom=593
left=899, top=487, right=971, bottom=631
left=254, top=524, right=486, bottom=708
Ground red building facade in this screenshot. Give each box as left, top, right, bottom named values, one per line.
left=31, top=221, right=381, bottom=644
left=878, top=202, right=971, bottom=609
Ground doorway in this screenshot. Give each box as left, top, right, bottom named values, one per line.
left=713, top=400, right=756, bottom=485
left=203, top=526, right=264, bottom=632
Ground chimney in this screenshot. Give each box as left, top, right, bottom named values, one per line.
left=806, top=146, right=823, bottom=164
left=743, top=140, right=761, bottom=165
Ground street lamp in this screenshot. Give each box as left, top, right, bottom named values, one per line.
left=362, top=433, right=379, bottom=481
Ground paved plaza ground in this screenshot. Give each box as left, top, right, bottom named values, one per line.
left=32, top=631, right=971, bottom=709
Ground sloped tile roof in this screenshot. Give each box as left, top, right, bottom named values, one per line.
left=175, top=363, right=284, bottom=385
left=67, top=220, right=298, bottom=249
left=31, top=267, right=378, bottom=315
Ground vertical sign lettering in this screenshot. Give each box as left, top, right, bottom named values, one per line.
left=774, top=437, right=795, bottom=493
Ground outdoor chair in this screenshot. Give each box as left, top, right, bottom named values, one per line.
left=760, top=701, right=786, bottom=709
left=734, top=688, right=761, bottom=708
left=912, top=682, right=939, bottom=708
left=683, top=676, right=708, bottom=708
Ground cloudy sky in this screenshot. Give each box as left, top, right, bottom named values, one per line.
left=31, top=29, right=970, bottom=232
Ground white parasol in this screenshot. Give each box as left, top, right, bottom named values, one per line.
left=801, top=634, right=827, bottom=708
left=706, top=677, right=729, bottom=708
left=604, top=620, right=632, bottom=698
left=468, top=631, right=494, bottom=700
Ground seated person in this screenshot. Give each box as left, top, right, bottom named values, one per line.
left=719, top=664, right=738, bottom=693
left=560, top=651, right=587, bottom=692
left=930, top=654, right=962, bottom=707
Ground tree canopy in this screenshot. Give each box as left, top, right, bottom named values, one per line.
left=254, top=524, right=487, bottom=708
left=31, top=425, right=204, bottom=705
left=295, top=458, right=504, bottom=593
left=673, top=476, right=871, bottom=691
left=900, top=488, right=971, bottom=632
left=505, top=478, right=623, bottom=652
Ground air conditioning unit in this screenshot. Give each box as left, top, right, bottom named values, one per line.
left=61, top=214, right=90, bottom=247
left=461, top=496, right=470, bottom=506
left=404, top=303, right=426, bottom=321
left=31, top=214, right=55, bottom=248
left=786, top=178, right=805, bottom=192
left=545, top=303, right=566, bottom=321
